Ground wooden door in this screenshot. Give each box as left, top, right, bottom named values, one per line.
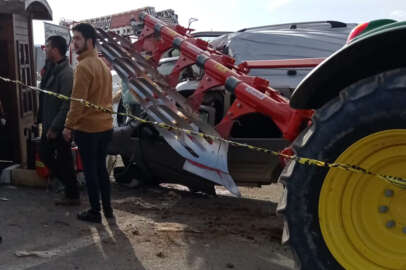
left=12, top=13, right=36, bottom=166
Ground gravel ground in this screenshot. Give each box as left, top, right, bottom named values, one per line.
left=0, top=178, right=295, bottom=270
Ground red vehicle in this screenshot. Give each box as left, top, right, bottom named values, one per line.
left=100, top=14, right=406, bottom=269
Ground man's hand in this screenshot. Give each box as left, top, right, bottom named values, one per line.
left=62, top=128, right=72, bottom=142
left=46, top=129, right=57, bottom=140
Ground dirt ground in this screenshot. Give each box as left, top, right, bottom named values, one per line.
left=0, top=179, right=295, bottom=270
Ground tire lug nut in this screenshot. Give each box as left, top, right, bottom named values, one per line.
left=386, top=220, right=396, bottom=229
left=384, top=189, right=394, bottom=197
left=378, top=206, right=389, bottom=213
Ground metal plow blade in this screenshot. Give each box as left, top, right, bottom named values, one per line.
left=96, top=29, right=240, bottom=196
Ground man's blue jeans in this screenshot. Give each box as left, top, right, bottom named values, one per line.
left=74, top=129, right=113, bottom=213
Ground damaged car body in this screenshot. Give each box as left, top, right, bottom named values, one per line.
left=105, top=17, right=356, bottom=195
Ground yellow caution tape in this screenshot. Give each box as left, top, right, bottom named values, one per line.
left=35, top=160, right=46, bottom=168
left=1, top=75, right=406, bottom=188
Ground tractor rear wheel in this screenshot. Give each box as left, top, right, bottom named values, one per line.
left=278, top=68, right=406, bottom=269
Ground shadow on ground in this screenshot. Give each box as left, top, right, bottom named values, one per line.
left=0, top=182, right=294, bottom=270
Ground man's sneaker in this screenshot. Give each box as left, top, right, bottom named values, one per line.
left=77, top=209, right=101, bottom=223
left=54, top=197, right=81, bottom=206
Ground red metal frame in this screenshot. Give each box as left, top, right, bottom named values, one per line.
left=132, top=13, right=316, bottom=141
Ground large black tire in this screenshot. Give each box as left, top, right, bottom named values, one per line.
left=277, top=68, right=406, bottom=269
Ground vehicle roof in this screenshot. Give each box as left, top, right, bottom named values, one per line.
left=210, top=21, right=357, bottom=93
left=238, top=21, right=350, bottom=32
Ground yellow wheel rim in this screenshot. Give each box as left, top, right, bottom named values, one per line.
left=319, top=130, right=406, bottom=270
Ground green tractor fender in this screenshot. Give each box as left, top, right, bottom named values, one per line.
left=280, top=20, right=406, bottom=270
left=290, top=21, right=406, bottom=109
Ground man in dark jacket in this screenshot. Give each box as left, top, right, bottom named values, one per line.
left=38, top=35, right=79, bottom=205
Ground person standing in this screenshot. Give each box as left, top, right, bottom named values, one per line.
left=63, top=23, right=113, bottom=223
left=38, top=36, right=80, bottom=205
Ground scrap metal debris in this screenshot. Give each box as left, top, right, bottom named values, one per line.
left=15, top=250, right=58, bottom=258
left=155, top=222, right=201, bottom=233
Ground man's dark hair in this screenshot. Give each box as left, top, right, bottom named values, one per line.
left=47, top=35, right=68, bottom=56
left=72, top=23, right=97, bottom=47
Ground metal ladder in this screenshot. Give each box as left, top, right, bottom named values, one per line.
left=96, top=29, right=240, bottom=196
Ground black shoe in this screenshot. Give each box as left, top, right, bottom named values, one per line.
left=104, top=208, right=115, bottom=219
left=77, top=209, right=101, bottom=223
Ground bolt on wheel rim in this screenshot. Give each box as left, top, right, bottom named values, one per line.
left=319, top=130, right=406, bottom=270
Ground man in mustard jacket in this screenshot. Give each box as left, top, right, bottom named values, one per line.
left=63, top=23, right=113, bottom=223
